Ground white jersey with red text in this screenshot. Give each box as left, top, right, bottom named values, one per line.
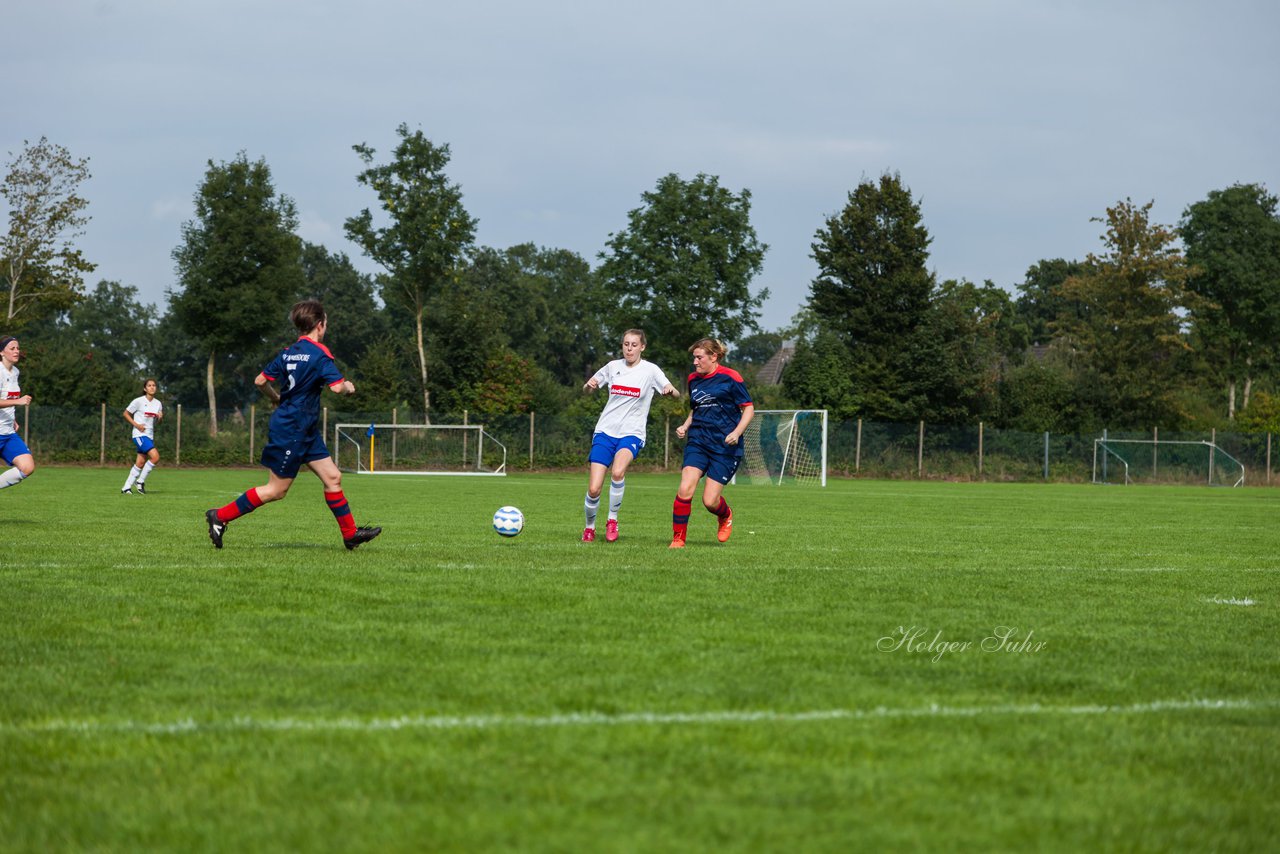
left=0, top=365, right=20, bottom=435
left=126, top=395, right=164, bottom=439
left=589, top=359, right=672, bottom=442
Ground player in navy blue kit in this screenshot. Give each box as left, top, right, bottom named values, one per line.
left=205, top=300, right=381, bottom=551
left=670, top=338, right=754, bottom=548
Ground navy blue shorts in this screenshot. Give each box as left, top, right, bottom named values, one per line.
left=0, top=432, right=31, bottom=465
left=261, top=431, right=331, bottom=479
left=588, top=432, right=645, bottom=467
left=682, top=441, right=741, bottom=485
left=133, top=436, right=156, bottom=455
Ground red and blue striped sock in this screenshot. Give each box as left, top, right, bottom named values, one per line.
left=216, top=488, right=263, bottom=523
left=710, top=497, right=731, bottom=519
left=672, top=495, right=692, bottom=537
left=325, top=490, right=358, bottom=539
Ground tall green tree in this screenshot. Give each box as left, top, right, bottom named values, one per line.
left=170, top=153, right=302, bottom=434
left=345, top=124, right=477, bottom=419
left=782, top=328, right=860, bottom=419
left=930, top=279, right=1029, bottom=422
left=1054, top=199, right=1193, bottom=428
left=459, top=243, right=610, bottom=385
left=299, top=241, right=384, bottom=371
left=503, top=243, right=610, bottom=384
left=1013, top=258, right=1087, bottom=345
left=808, top=172, right=936, bottom=420
left=1179, top=183, right=1280, bottom=419
left=599, top=173, right=768, bottom=371
left=1, top=137, right=95, bottom=331
left=423, top=267, right=508, bottom=414
left=731, top=331, right=785, bottom=368
left=20, top=280, right=157, bottom=408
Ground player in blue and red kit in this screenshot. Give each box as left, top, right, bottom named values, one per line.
left=205, top=300, right=381, bottom=551
left=670, top=338, right=754, bottom=548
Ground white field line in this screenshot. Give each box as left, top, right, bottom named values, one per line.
left=6, top=698, right=1276, bottom=738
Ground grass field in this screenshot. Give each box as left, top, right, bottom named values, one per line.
left=2, top=466, right=1277, bottom=852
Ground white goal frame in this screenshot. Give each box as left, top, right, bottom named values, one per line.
left=739, top=409, right=828, bottom=486
left=1091, top=438, right=1244, bottom=487
left=334, top=423, right=507, bottom=476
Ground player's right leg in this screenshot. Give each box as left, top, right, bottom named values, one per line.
left=671, top=460, right=707, bottom=549
left=122, top=454, right=145, bottom=494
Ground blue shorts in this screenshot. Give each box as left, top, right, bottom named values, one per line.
left=588, top=433, right=645, bottom=467
left=133, top=436, right=156, bottom=455
left=261, top=430, right=331, bottom=479
left=682, top=441, right=742, bottom=485
left=0, top=433, right=31, bottom=466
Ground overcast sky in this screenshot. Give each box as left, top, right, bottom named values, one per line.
left=5, top=0, right=1278, bottom=330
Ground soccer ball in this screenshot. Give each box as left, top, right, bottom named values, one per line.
left=492, top=505, right=524, bottom=538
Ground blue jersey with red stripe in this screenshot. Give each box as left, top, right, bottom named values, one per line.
left=260, top=337, right=345, bottom=437
left=686, top=366, right=752, bottom=457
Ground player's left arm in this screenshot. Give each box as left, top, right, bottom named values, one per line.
left=653, top=366, right=680, bottom=398
left=725, top=403, right=755, bottom=446
left=327, top=379, right=356, bottom=395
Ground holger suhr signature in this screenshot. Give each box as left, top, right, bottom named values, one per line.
left=877, top=626, right=1047, bottom=663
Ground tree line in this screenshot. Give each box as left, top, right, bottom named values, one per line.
left=4, top=131, right=1280, bottom=436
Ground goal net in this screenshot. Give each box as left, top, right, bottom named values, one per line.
left=739, top=409, right=828, bottom=486
left=334, top=423, right=507, bottom=476
left=1092, top=438, right=1244, bottom=487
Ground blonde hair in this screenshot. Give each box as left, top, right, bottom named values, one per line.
left=688, top=337, right=727, bottom=360
left=622, top=329, right=647, bottom=347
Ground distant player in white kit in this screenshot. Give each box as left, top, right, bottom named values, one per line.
left=0, top=336, right=35, bottom=491
left=580, top=329, right=680, bottom=542
left=121, top=378, right=163, bottom=495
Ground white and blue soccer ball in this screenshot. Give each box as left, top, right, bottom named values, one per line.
left=492, top=505, right=524, bottom=538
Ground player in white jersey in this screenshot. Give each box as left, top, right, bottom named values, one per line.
left=121, top=378, right=164, bottom=495
left=579, top=329, right=679, bottom=542
left=0, top=336, right=36, bottom=491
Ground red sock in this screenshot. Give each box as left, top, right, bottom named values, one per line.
left=672, top=495, right=692, bottom=537
left=325, top=490, right=358, bottom=539
left=710, top=497, right=730, bottom=519
left=217, top=488, right=263, bottom=522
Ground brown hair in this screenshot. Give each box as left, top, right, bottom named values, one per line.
left=688, top=337, right=727, bottom=360
left=622, top=329, right=647, bottom=347
left=142, top=378, right=158, bottom=392
left=290, top=300, right=327, bottom=334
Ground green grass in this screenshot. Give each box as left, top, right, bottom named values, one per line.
left=2, top=467, right=1278, bottom=852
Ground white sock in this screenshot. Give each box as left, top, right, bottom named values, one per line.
left=0, top=467, right=27, bottom=489
left=584, top=492, right=600, bottom=529
left=139, top=460, right=155, bottom=483
left=124, top=464, right=142, bottom=489
left=608, top=478, right=625, bottom=520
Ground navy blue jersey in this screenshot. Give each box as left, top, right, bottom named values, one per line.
left=261, top=337, right=345, bottom=437
left=686, top=366, right=752, bottom=457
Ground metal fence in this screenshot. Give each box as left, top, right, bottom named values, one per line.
left=18, top=403, right=1280, bottom=485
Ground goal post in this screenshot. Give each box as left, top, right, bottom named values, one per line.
left=334, top=423, right=507, bottom=476
left=1092, top=438, right=1244, bottom=487
left=739, top=409, right=828, bottom=486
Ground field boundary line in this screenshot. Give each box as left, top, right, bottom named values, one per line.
left=6, top=698, right=1277, bottom=737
